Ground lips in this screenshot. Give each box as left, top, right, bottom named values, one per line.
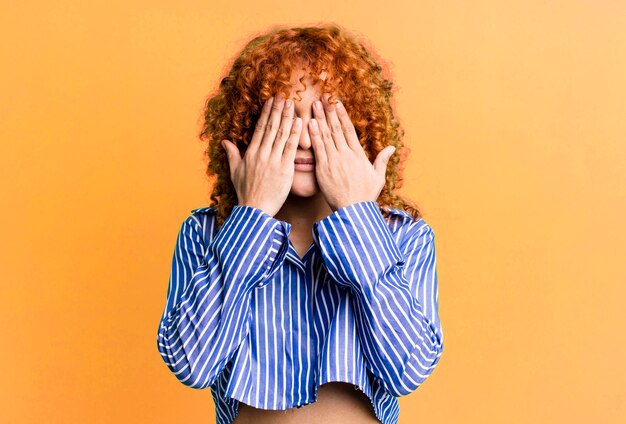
left=294, top=158, right=315, bottom=164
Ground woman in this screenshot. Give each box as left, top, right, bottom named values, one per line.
left=157, top=25, right=444, bottom=424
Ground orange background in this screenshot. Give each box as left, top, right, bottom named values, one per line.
left=1, top=1, right=625, bottom=423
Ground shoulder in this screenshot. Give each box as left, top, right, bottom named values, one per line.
left=379, top=205, right=433, bottom=233
left=177, top=206, right=218, bottom=237
left=190, top=206, right=218, bottom=215
left=379, top=206, right=435, bottom=254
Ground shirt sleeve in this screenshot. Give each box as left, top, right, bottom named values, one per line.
left=156, top=205, right=291, bottom=389
left=312, top=200, right=444, bottom=397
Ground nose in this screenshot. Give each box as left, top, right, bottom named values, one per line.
left=294, top=111, right=313, bottom=150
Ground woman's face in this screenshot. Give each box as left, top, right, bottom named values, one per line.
left=285, top=68, right=324, bottom=197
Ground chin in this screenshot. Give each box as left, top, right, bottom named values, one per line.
left=289, top=172, right=319, bottom=197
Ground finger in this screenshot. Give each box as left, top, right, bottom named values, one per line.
left=312, top=99, right=337, bottom=155
left=374, top=146, right=396, bottom=177
left=321, top=94, right=349, bottom=152
left=259, top=94, right=286, bottom=155
left=272, top=98, right=296, bottom=158
left=334, top=99, right=365, bottom=154
left=221, top=139, right=241, bottom=181
left=282, top=117, right=302, bottom=165
left=248, top=96, right=274, bottom=155
left=309, top=118, right=328, bottom=166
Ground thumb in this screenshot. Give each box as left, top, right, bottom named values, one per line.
left=221, top=139, right=241, bottom=174
left=373, top=146, right=396, bottom=176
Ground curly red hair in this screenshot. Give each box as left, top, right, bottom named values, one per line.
left=199, top=24, right=423, bottom=228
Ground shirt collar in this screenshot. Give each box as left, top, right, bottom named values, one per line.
left=190, top=204, right=415, bottom=222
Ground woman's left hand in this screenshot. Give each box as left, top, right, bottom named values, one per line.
left=309, top=94, right=396, bottom=212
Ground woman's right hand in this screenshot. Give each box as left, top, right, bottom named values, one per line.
left=221, top=94, right=302, bottom=217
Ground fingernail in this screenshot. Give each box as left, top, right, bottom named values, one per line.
left=285, top=99, right=292, bottom=108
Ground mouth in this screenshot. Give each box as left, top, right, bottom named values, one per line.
left=294, top=158, right=315, bottom=164
left=294, top=159, right=315, bottom=172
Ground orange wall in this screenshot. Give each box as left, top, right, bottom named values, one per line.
left=1, top=1, right=625, bottom=423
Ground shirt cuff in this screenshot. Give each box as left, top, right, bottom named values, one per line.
left=312, top=200, right=405, bottom=292
left=210, top=205, right=291, bottom=290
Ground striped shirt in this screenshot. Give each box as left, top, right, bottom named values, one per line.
left=157, top=200, right=444, bottom=424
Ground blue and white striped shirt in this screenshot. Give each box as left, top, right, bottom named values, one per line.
left=157, top=200, right=444, bottom=424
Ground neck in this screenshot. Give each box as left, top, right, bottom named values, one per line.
left=274, top=191, right=334, bottom=229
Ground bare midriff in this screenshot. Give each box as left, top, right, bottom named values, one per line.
left=232, top=382, right=380, bottom=424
